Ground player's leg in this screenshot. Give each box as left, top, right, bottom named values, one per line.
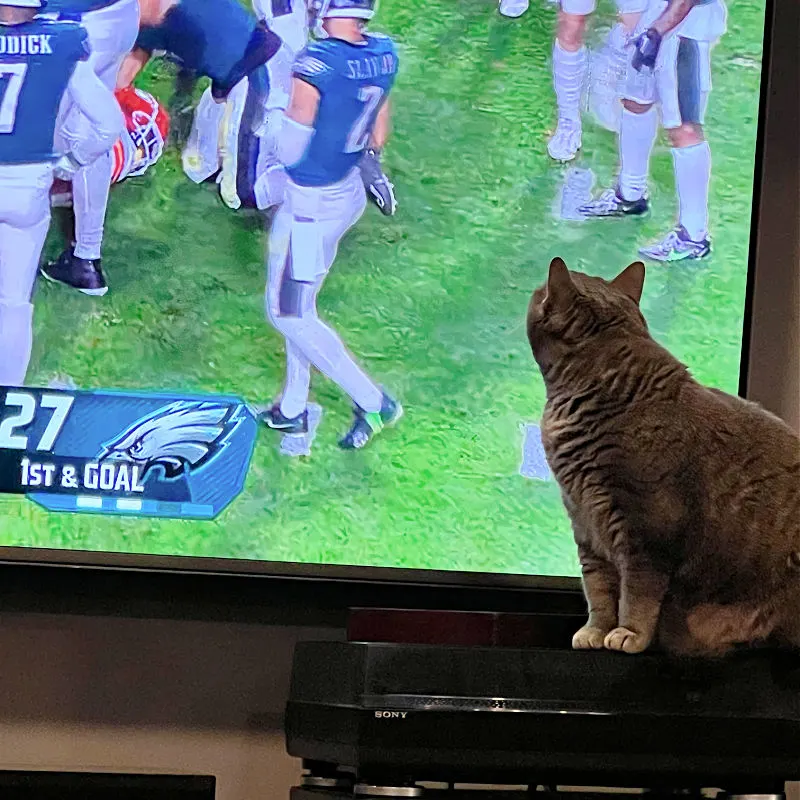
left=218, top=79, right=251, bottom=210
left=261, top=201, right=310, bottom=432
left=265, top=176, right=400, bottom=447
left=182, top=87, right=226, bottom=184
left=43, top=0, right=138, bottom=294
left=548, top=2, right=593, bottom=162
left=640, top=38, right=712, bottom=261
left=0, top=171, right=52, bottom=386
left=579, top=7, right=660, bottom=218
left=266, top=179, right=381, bottom=410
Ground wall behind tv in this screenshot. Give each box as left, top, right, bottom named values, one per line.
left=0, top=2, right=795, bottom=798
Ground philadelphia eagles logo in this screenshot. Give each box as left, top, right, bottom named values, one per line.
left=98, top=401, right=245, bottom=480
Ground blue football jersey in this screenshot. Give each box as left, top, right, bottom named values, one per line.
left=45, top=0, right=123, bottom=14
left=136, top=0, right=256, bottom=85
left=287, top=33, right=398, bottom=187
left=0, top=19, right=89, bottom=165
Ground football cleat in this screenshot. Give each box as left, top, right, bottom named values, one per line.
left=339, top=391, right=402, bottom=450
left=578, top=187, right=649, bottom=218
left=498, top=0, right=529, bottom=17
left=359, top=148, right=397, bottom=216
left=639, top=226, right=711, bottom=262
left=259, top=404, right=309, bottom=434
left=547, top=118, right=582, bottom=162
left=40, top=248, right=108, bottom=297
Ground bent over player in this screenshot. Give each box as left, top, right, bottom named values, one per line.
left=0, top=0, right=123, bottom=385
left=580, top=0, right=727, bottom=262
left=261, top=0, right=401, bottom=450
left=121, top=0, right=282, bottom=210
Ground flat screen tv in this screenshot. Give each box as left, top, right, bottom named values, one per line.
left=0, top=0, right=774, bottom=589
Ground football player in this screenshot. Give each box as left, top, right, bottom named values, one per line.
left=548, top=0, right=645, bottom=162
left=579, top=0, right=727, bottom=262
left=37, top=0, right=139, bottom=296
left=120, top=0, right=281, bottom=210
left=181, top=0, right=309, bottom=209
left=0, top=0, right=123, bottom=386
left=252, top=0, right=396, bottom=215
left=260, top=0, right=402, bottom=450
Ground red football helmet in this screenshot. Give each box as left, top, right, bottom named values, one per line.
left=112, top=87, right=170, bottom=182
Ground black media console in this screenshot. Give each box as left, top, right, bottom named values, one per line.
left=285, top=638, right=800, bottom=799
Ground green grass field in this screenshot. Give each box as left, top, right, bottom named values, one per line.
left=0, top=0, right=767, bottom=578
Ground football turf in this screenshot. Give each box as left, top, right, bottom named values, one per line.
left=0, top=0, right=767, bottom=578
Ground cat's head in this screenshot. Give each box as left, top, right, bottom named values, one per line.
left=527, top=257, right=648, bottom=372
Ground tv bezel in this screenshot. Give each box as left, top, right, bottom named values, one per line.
left=0, top=0, right=777, bottom=613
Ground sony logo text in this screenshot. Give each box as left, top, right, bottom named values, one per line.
left=374, top=711, right=408, bottom=719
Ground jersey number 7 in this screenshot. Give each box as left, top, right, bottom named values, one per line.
left=0, top=64, right=29, bottom=135
left=345, top=85, right=383, bottom=154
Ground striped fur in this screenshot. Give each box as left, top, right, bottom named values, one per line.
left=527, top=258, right=800, bottom=658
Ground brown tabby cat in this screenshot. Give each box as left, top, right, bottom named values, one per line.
left=527, top=257, right=800, bottom=658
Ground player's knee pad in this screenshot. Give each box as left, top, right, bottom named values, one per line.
left=267, top=273, right=314, bottom=331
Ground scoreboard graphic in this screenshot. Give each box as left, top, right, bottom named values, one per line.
left=0, top=387, right=258, bottom=519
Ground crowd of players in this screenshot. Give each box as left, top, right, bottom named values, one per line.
left=0, top=0, right=727, bottom=450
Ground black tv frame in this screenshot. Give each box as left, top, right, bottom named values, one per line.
left=0, top=0, right=783, bottom=622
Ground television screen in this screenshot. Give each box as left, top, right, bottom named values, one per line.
left=0, top=0, right=769, bottom=581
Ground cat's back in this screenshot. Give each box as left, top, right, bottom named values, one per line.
left=683, top=383, right=799, bottom=469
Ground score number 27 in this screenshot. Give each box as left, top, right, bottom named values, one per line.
left=0, top=392, right=74, bottom=452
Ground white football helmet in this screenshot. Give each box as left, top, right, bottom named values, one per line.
left=309, top=0, right=376, bottom=38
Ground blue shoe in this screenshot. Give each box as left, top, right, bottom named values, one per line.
left=259, top=404, right=308, bottom=434
left=339, top=392, right=403, bottom=450
left=639, top=225, right=711, bottom=262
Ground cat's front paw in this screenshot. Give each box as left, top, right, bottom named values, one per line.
left=604, top=626, right=651, bottom=654
left=572, top=625, right=609, bottom=650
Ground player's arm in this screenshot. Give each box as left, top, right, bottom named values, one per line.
left=631, top=0, right=701, bottom=71
left=370, top=98, right=391, bottom=150
left=65, top=59, right=126, bottom=166
left=116, top=46, right=151, bottom=89
left=276, top=76, right=320, bottom=166
left=650, top=0, right=701, bottom=35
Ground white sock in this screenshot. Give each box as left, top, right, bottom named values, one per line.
left=618, top=106, right=658, bottom=202
left=553, top=41, right=588, bottom=124
left=73, top=152, right=112, bottom=261
left=672, top=141, right=711, bottom=241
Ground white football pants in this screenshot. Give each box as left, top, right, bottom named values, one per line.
left=266, top=168, right=383, bottom=417
left=0, top=163, right=54, bottom=386
left=57, top=0, right=139, bottom=260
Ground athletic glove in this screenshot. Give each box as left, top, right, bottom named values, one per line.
left=359, top=148, right=398, bottom=217
left=631, top=28, right=662, bottom=72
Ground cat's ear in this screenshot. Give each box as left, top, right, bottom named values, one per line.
left=546, top=257, right=575, bottom=304
left=611, top=261, right=646, bottom=305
